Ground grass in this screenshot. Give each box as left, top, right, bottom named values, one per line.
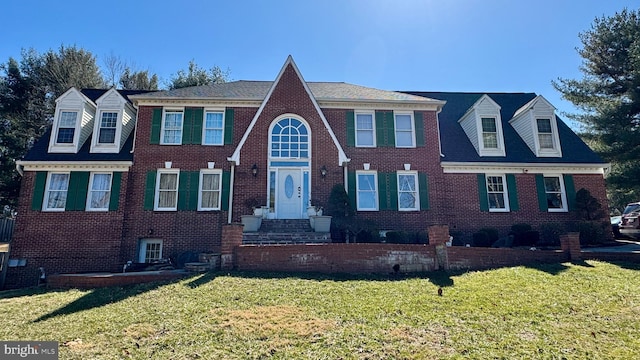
left=1, top=261, right=640, bottom=359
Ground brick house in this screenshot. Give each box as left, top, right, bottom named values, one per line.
left=6, top=56, right=609, bottom=287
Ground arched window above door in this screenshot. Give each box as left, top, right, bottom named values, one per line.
left=270, top=117, right=309, bottom=158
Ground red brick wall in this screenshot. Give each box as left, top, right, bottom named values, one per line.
left=236, top=243, right=438, bottom=273
left=441, top=173, right=610, bottom=241
left=6, top=171, right=129, bottom=288
left=446, top=247, right=568, bottom=270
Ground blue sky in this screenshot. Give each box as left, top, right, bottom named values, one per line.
left=2, top=0, right=636, bottom=127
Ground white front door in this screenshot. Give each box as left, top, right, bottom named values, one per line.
left=277, top=169, right=303, bottom=219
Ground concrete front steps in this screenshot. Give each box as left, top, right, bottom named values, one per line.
left=242, top=219, right=331, bottom=245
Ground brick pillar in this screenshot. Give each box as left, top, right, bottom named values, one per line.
left=560, top=232, right=581, bottom=261
left=221, top=223, right=244, bottom=270
left=428, top=225, right=450, bottom=270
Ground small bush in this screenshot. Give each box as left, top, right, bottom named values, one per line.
left=511, top=223, right=532, bottom=234
left=538, top=222, right=566, bottom=247
left=478, top=227, right=500, bottom=244
left=384, top=231, right=429, bottom=244
left=356, top=229, right=380, bottom=243
left=575, top=221, right=607, bottom=245
left=472, top=231, right=491, bottom=247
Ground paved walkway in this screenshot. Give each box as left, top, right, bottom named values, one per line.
left=582, top=240, right=640, bottom=253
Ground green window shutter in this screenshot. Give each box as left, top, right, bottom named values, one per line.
left=386, top=111, right=396, bottom=147
left=221, top=171, right=231, bottom=211
left=224, top=108, right=234, bottom=145
left=415, top=111, right=425, bottom=147
left=477, top=174, right=489, bottom=211
left=378, top=173, right=388, bottom=210
left=346, top=111, right=355, bottom=147
left=189, top=171, right=200, bottom=210
left=177, top=171, right=189, bottom=210
left=388, top=172, right=399, bottom=211
left=66, top=172, right=89, bottom=211
left=535, top=174, right=548, bottom=211
left=150, top=108, right=162, bottom=144
left=32, top=171, right=48, bottom=211
left=109, top=172, right=122, bottom=211
left=375, top=111, right=386, bottom=146
left=347, top=171, right=357, bottom=209
left=144, top=171, right=157, bottom=210
left=419, top=172, right=429, bottom=210
left=506, top=174, right=519, bottom=211
left=563, top=174, right=576, bottom=211
left=192, top=108, right=204, bottom=144
left=182, top=108, right=194, bottom=144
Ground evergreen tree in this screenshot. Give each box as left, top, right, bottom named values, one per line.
left=120, top=68, right=159, bottom=90
left=169, top=60, right=229, bottom=89
left=553, top=8, right=640, bottom=210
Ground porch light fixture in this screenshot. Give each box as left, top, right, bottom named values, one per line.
left=251, top=164, right=258, bottom=177
left=320, top=165, right=327, bottom=179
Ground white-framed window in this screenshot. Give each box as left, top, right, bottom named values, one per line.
left=355, top=111, right=375, bottom=147
left=536, top=118, right=555, bottom=150
left=44, top=172, right=70, bottom=211
left=270, top=117, right=309, bottom=158
left=55, top=111, right=78, bottom=144
left=544, top=175, right=567, bottom=212
left=203, top=110, right=224, bottom=145
left=155, top=169, right=179, bottom=211
left=161, top=109, right=184, bottom=145
left=394, top=112, right=415, bottom=147
left=198, top=170, right=222, bottom=210
left=86, top=173, right=112, bottom=211
left=356, top=171, right=378, bottom=211
left=139, top=239, right=163, bottom=263
left=481, top=117, right=499, bottom=149
left=98, top=111, right=118, bottom=144
left=486, top=175, right=509, bottom=212
left=397, top=171, right=419, bottom=211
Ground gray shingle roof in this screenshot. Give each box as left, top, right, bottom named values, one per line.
left=131, top=81, right=440, bottom=103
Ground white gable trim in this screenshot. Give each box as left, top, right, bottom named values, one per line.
left=229, top=56, right=349, bottom=166
left=55, top=87, right=95, bottom=106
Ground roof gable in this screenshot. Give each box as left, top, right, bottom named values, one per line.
left=229, top=56, right=348, bottom=166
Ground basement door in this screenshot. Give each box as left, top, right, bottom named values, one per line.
left=276, top=169, right=304, bottom=219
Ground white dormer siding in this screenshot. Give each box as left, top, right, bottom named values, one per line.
left=457, top=95, right=505, bottom=157
left=48, top=88, right=96, bottom=153
left=91, top=89, right=135, bottom=153
left=510, top=95, right=562, bottom=157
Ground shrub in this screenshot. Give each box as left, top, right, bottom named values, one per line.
left=472, top=231, right=491, bottom=247
left=384, top=231, right=429, bottom=244
left=511, top=223, right=533, bottom=234
left=478, top=227, right=499, bottom=245
left=575, top=221, right=607, bottom=245
left=356, top=229, right=380, bottom=243
left=449, top=231, right=466, bottom=246
left=538, top=222, right=566, bottom=247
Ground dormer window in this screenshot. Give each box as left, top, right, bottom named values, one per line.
left=510, top=95, right=562, bottom=157
left=536, top=118, right=554, bottom=149
left=481, top=117, right=498, bottom=149
left=458, top=95, right=505, bottom=157
left=98, top=111, right=118, bottom=144
left=56, top=111, right=78, bottom=144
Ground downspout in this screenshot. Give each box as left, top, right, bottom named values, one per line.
left=227, top=163, right=235, bottom=224
left=15, top=162, right=24, bottom=176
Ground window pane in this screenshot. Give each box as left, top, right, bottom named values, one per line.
left=59, top=112, right=77, bottom=127
left=483, top=133, right=498, bottom=148
left=356, top=130, right=374, bottom=146
left=398, top=174, right=417, bottom=210
left=205, top=112, right=223, bottom=128
left=159, top=173, right=177, bottom=190
left=481, top=118, right=497, bottom=132
left=486, top=176, right=506, bottom=210
left=99, top=128, right=116, bottom=143
left=357, top=173, right=377, bottom=209
left=356, top=114, right=373, bottom=129
left=537, top=119, right=552, bottom=133
left=395, top=115, right=412, bottom=130
left=544, top=177, right=560, bottom=192
left=46, top=174, right=69, bottom=209
left=396, top=132, right=413, bottom=146
left=101, top=112, right=118, bottom=127
left=56, top=128, right=75, bottom=143
left=539, top=133, right=554, bottom=149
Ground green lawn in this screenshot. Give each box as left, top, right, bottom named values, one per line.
left=1, top=261, right=639, bottom=359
